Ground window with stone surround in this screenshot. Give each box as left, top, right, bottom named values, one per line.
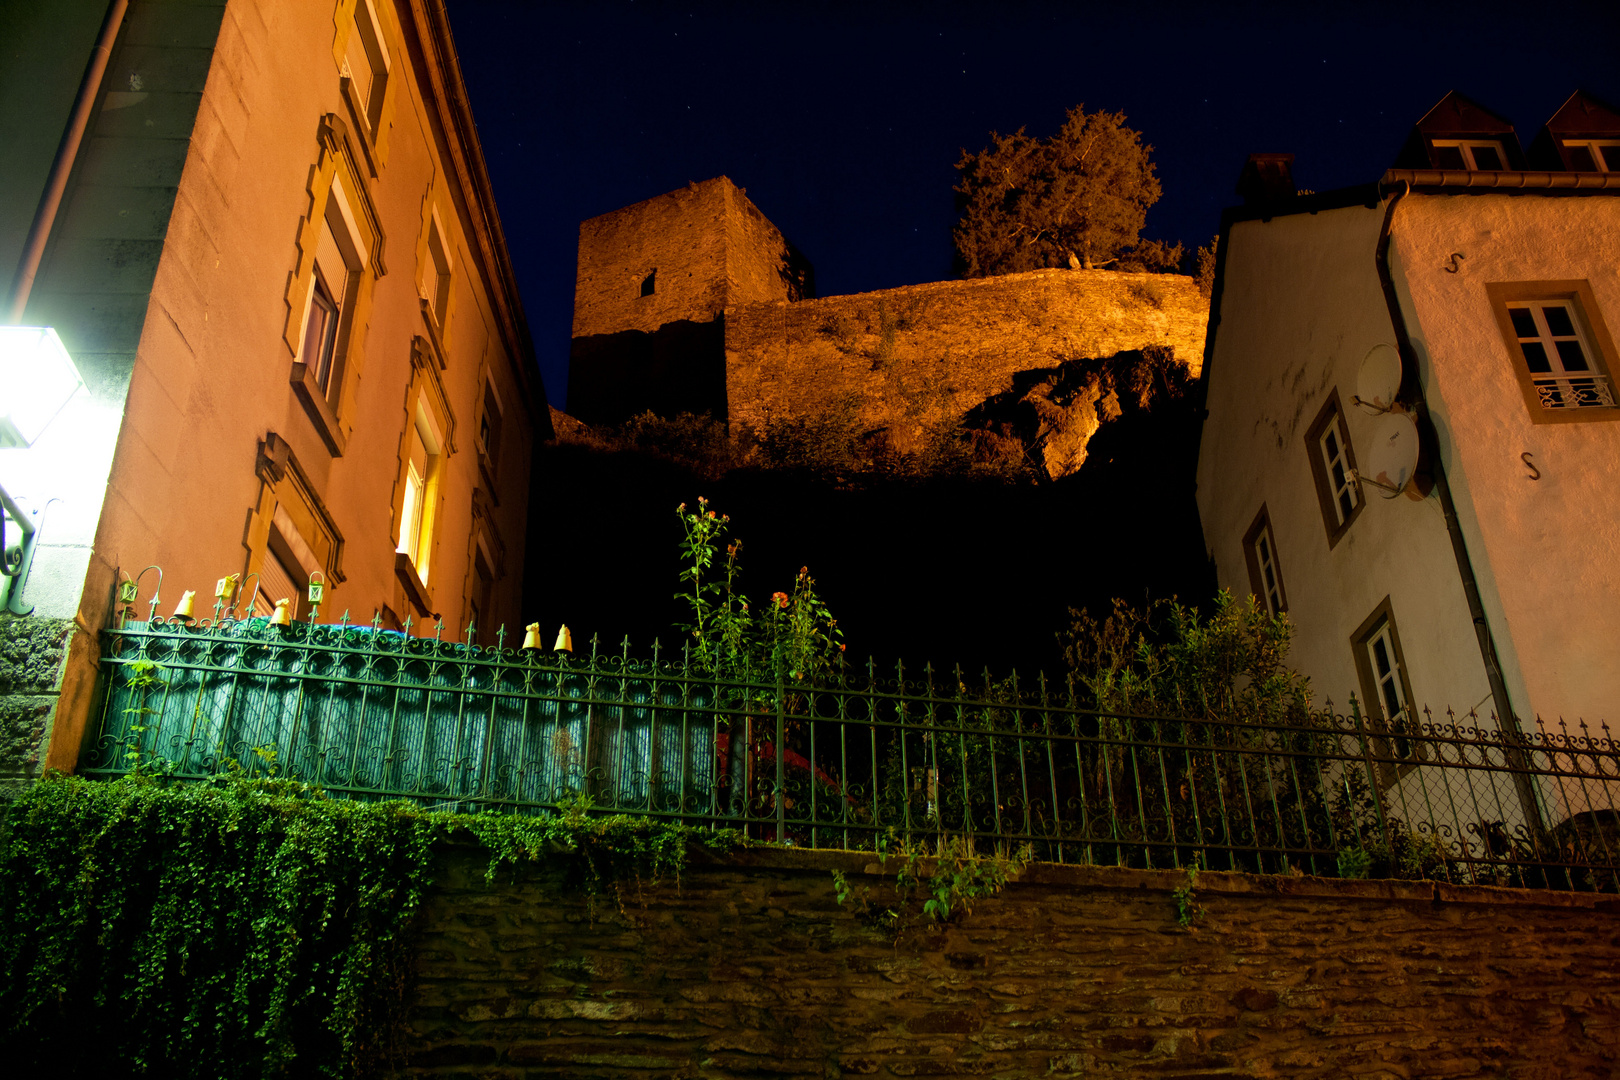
left=1487, top=281, right=1620, bottom=424
left=284, top=116, right=382, bottom=457
left=1351, top=598, right=1421, bottom=786
left=1242, top=505, right=1287, bottom=617
left=1304, top=390, right=1362, bottom=547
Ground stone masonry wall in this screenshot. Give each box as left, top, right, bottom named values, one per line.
left=401, top=847, right=1620, bottom=1079
left=0, top=616, right=77, bottom=797
left=722, top=268, right=1208, bottom=453
left=573, top=179, right=733, bottom=339
left=572, top=177, right=801, bottom=341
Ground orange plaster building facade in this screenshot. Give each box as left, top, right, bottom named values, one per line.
left=1, top=0, right=544, bottom=784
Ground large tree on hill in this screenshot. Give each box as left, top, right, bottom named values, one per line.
left=954, top=105, right=1181, bottom=276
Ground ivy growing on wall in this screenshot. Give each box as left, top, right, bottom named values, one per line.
left=0, top=775, right=740, bottom=1079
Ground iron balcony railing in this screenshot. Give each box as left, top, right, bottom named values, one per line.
left=82, top=615, right=1620, bottom=891
left=1534, top=371, right=1617, bottom=410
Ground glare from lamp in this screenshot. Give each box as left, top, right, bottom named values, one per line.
left=0, top=327, right=85, bottom=449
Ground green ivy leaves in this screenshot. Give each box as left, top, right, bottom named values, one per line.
left=0, top=775, right=743, bottom=1078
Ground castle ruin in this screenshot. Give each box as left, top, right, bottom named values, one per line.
left=565, top=176, right=1208, bottom=478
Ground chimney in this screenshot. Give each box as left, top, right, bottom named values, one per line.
left=1236, top=153, right=1297, bottom=205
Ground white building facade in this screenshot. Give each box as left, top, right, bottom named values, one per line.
left=1197, top=92, right=1620, bottom=831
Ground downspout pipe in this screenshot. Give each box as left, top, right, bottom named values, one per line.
left=1373, top=181, right=1546, bottom=838
left=5, top=0, right=129, bottom=324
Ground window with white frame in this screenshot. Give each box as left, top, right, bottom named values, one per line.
left=1431, top=139, right=1506, bottom=171
left=1487, top=283, right=1620, bottom=424
left=344, top=0, right=390, bottom=136
left=1353, top=601, right=1419, bottom=773
left=1561, top=139, right=1620, bottom=172
left=1504, top=299, right=1616, bottom=411
left=1319, top=421, right=1358, bottom=523
left=1242, top=505, right=1287, bottom=617
left=1305, top=392, right=1361, bottom=544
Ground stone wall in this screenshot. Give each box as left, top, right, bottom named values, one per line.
left=0, top=616, right=77, bottom=796
left=401, top=846, right=1620, bottom=1079
left=572, top=179, right=735, bottom=339
left=569, top=176, right=808, bottom=424
left=723, top=268, right=1208, bottom=455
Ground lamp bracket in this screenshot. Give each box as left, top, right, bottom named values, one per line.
left=0, top=480, right=44, bottom=616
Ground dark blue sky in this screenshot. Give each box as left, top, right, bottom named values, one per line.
left=446, top=0, right=1620, bottom=411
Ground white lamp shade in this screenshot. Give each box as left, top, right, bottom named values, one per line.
left=0, top=326, right=84, bottom=448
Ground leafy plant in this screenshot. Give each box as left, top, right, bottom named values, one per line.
left=1171, top=857, right=1205, bottom=929
left=833, top=837, right=1030, bottom=937
left=674, top=498, right=843, bottom=686
left=119, top=657, right=167, bottom=775
left=0, top=773, right=745, bottom=1079
left=1060, top=590, right=1315, bottom=725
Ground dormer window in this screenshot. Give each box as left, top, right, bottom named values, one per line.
left=1432, top=139, right=1505, bottom=171
left=1562, top=140, right=1619, bottom=172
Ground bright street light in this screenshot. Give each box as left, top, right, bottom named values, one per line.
left=0, top=326, right=84, bottom=449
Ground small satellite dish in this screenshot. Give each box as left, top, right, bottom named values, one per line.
left=1361, top=411, right=1419, bottom=498
left=1354, top=343, right=1403, bottom=414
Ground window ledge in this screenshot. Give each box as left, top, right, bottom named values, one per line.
left=419, top=298, right=449, bottom=368
left=339, top=77, right=380, bottom=178
left=289, top=362, right=347, bottom=456
left=395, top=551, right=432, bottom=617
left=477, top=451, right=501, bottom=504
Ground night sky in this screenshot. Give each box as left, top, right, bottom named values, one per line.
left=446, top=1, right=1620, bottom=411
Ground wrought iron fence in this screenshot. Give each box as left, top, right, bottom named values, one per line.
left=82, top=615, right=1620, bottom=891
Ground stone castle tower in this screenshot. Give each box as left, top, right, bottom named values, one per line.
left=565, top=177, right=1209, bottom=478
left=567, top=176, right=812, bottom=425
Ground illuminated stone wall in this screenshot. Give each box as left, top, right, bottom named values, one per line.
left=401, top=846, right=1620, bottom=1078
left=724, top=268, right=1208, bottom=458
left=568, top=177, right=810, bottom=424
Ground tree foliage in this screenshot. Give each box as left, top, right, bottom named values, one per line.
left=1060, top=590, right=1316, bottom=726
left=954, top=104, right=1182, bottom=277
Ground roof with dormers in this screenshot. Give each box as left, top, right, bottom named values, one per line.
left=1543, top=89, right=1620, bottom=135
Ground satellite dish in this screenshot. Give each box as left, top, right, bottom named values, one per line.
left=1362, top=411, right=1419, bottom=498
left=1355, top=343, right=1403, bottom=413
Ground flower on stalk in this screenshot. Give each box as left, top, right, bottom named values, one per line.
left=772, top=591, right=789, bottom=609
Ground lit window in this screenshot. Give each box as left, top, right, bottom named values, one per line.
left=396, top=405, right=443, bottom=582
left=345, top=0, right=390, bottom=136
left=1488, top=284, right=1619, bottom=421
left=1562, top=140, right=1620, bottom=172
left=1243, top=507, right=1287, bottom=616
left=1431, top=139, right=1506, bottom=170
